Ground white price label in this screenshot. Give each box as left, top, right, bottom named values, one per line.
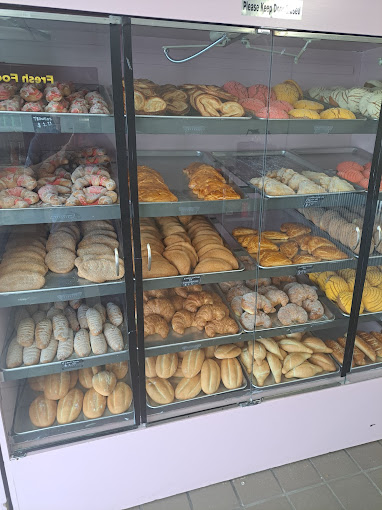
left=242, top=1, right=303, bottom=19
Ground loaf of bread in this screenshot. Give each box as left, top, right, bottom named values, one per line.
left=90, top=332, right=107, bottom=355
left=107, top=382, right=133, bottom=414
left=266, top=352, right=282, bottom=384
left=106, top=302, right=123, bottom=326
left=86, top=308, right=103, bottom=336
left=6, top=337, right=23, bottom=368
left=35, top=318, right=53, bottom=349
left=0, top=271, right=45, bottom=292
left=17, top=317, right=35, bottom=347
left=302, top=336, right=333, bottom=354
left=23, top=341, right=40, bottom=366
left=56, top=330, right=74, bottom=361
left=44, top=372, right=70, bottom=400
left=182, top=349, right=205, bottom=378
left=69, top=370, right=78, bottom=389
left=252, top=359, right=270, bottom=387
left=92, top=371, right=117, bottom=396
left=57, top=388, right=84, bottom=424
left=77, top=304, right=89, bottom=329
left=282, top=352, right=311, bottom=374
left=284, top=361, right=323, bottom=378
left=155, top=353, right=178, bottom=379
left=83, top=388, right=106, bottom=419
left=214, top=344, right=241, bottom=359
left=145, top=357, right=157, bottom=378
left=201, top=359, right=221, bottom=394
left=29, top=395, right=57, bottom=428
left=45, top=248, right=76, bottom=273
left=104, top=323, right=124, bottom=351
left=28, top=375, right=45, bottom=392
left=39, top=335, right=58, bottom=364
left=309, top=353, right=337, bottom=372
left=74, top=329, right=91, bottom=357
left=94, top=303, right=107, bottom=324
left=78, top=367, right=95, bottom=389
left=52, top=314, right=69, bottom=342
left=146, top=377, right=174, bottom=404
left=221, top=358, right=243, bottom=389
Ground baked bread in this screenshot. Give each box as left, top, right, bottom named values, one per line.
left=252, top=359, right=270, bottom=387
left=309, top=353, right=337, bottom=372
left=258, top=250, right=292, bottom=267
left=182, top=349, right=205, bottom=378
left=282, top=352, right=311, bottom=374
left=266, top=352, right=282, bottom=383
left=74, top=329, right=91, bottom=357
left=105, top=361, right=129, bottom=380
left=57, top=388, right=84, bottom=424
left=146, top=377, right=174, bottom=404
left=23, top=341, right=40, bottom=366
left=175, top=375, right=202, bottom=400
left=92, top=371, right=117, bottom=396
left=144, top=314, right=169, bottom=339
left=79, top=367, right=95, bottom=389
left=284, top=361, right=323, bottom=378
left=44, top=372, right=70, bottom=400
left=29, top=395, right=57, bottom=428
left=302, top=336, right=333, bottom=353
left=6, top=337, right=23, bottom=368
left=221, top=358, right=243, bottom=389
left=104, top=323, right=124, bottom=351
left=40, top=335, right=58, bottom=364
left=155, top=353, right=178, bottom=379
left=214, top=344, right=241, bottom=359
left=201, top=359, right=221, bottom=394
left=107, top=382, right=133, bottom=414
left=17, top=318, right=35, bottom=347
left=83, top=388, right=106, bottom=419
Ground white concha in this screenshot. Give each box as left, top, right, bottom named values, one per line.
left=52, top=314, right=69, bottom=342
left=94, top=303, right=106, bottom=324
left=106, top=302, right=123, bottom=326
left=17, top=317, right=35, bottom=347
left=63, top=306, right=80, bottom=332
left=56, top=329, right=74, bottom=361
left=77, top=304, right=89, bottom=329
left=74, top=329, right=91, bottom=357
left=90, top=332, right=108, bottom=355
left=40, top=335, right=58, bottom=364
left=23, top=341, right=40, bottom=366
left=359, top=91, right=373, bottom=116
left=6, top=337, right=23, bottom=368
left=86, top=308, right=103, bottom=336
left=103, top=323, right=124, bottom=352
left=346, top=87, right=369, bottom=114
left=367, top=90, right=382, bottom=118
left=35, top=318, right=53, bottom=349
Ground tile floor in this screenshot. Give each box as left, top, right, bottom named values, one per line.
left=126, top=441, right=382, bottom=510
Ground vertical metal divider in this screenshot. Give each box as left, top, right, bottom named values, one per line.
left=109, top=21, right=141, bottom=425
left=121, top=17, right=147, bottom=424
left=341, top=108, right=382, bottom=376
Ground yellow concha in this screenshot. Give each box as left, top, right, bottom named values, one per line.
left=308, top=272, right=320, bottom=284
left=338, top=268, right=356, bottom=281
left=336, top=291, right=364, bottom=315
left=365, top=268, right=382, bottom=287
left=325, top=276, right=349, bottom=302
left=346, top=277, right=370, bottom=291
left=317, top=271, right=336, bottom=291
left=272, top=82, right=300, bottom=105
left=362, top=287, right=382, bottom=312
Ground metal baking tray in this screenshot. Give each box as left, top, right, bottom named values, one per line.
left=210, top=150, right=365, bottom=210
left=144, top=284, right=242, bottom=356
left=293, top=147, right=373, bottom=173
left=146, top=369, right=249, bottom=409
left=12, top=375, right=134, bottom=443
left=215, top=211, right=356, bottom=278
left=250, top=356, right=340, bottom=390
left=137, top=150, right=250, bottom=217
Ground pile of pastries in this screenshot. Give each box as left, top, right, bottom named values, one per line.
left=0, top=147, right=118, bottom=209
left=335, top=160, right=382, bottom=191
left=183, top=162, right=241, bottom=201
left=6, top=299, right=124, bottom=369
left=309, top=267, right=382, bottom=314
left=232, top=223, right=347, bottom=266
left=308, top=82, right=382, bottom=119
left=27, top=363, right=131, bottom=428
left=300, top=207, right=377, bottom=255
left=145, top=343, right=245, bottom=405
left=137, top=165, right=178, bottom=202
left=224, top=79, right=356, bottom=119
left=141, top=215, right=239, bottom=278
left=240, top=333, right=337, bottom=387
left=0, top=220, right=124, bottom=292
left=143, top=285, right=239, bottom=340
left=220, top=276, right=326, bottom=330
left=250, top=166, right=355, bottom=196
left=134, top=79, right=245, bottom=117
left=0, top=82, right=110, bottom=114
left=324, top=331, right=382, bottom=367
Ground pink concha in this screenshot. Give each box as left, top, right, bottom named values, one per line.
left=223, top=81, right=248, bottom=100
left=364, top=162, right=372, bottom=172
left=256, top=106, right=289, bottom=119
left=362, top=168, right=371, bottom=178
left=358, top=178, right=369, bottom=189
left=270, top=100, right=294, bottom=113
left=239, top=98, right=265, bottom=114
left=336, top=161, right=364, bottom=174
left=247, top=84, right=276, bottom=104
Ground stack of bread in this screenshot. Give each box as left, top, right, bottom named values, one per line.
left=232, top=223, right=347, bottom=266
left=240, top=332, right=337, bottom=387
left=300, top=207, right=374, bottom=255
left=6, top=299, right=124, bottom=369
left=145, top=343, right=245, bottom=405
left=309, top=267, right=382, bottom=315
left=75, top=220, right=125, bottom=283
left=220, top=277, right=325, bottom=330
left=183, top=162, right=241, bottom=200
left=143, top=285, right=239, bottom=340
left=45, top=223, right=79, bottom=274
left=324, top=331, right=382, bottom=368
left=0, top=225, right=48, bottom=291
left=137, top=165, right=178, bottom=202
left=250, top=166, right=355, bottom=196
left=133, top=79, right=245, bottom=117
left=27, top=362, right=131, bottom=428
left=308, top=84, right=382, bottom=118
left=141, top=215, right=238, bottom=279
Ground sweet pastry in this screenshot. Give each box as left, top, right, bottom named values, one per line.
left=289, top=108, right=320, bottom=119
left=258, top=250, right=293, bottom=267
left=293, top=100, right=324, bottom=111
left=277, top=304, right=308, bottom=326
left=320, top=108, right=356, bottom=119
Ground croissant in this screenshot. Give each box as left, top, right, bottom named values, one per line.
left=194, top=303, right=228, bottom=328
left=171, top=310, right=195, bottom=335
left=143, top=298, right=175, bottom=323
left=204, top=317, right=239, bottom=338
left=144, top=314, right=169, bottom=339
left=183, top=292, right=214, bottom=312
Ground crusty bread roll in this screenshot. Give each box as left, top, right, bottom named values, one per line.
left=6, top=337, right=23, bottom=368
left=106, top=302, right=123, bottom=326
left=17, top=317, right=35, bottom=347
left=44, top=372, right=70, bottom=400
left=309, top=353, right=337, bottom=372
left=284, top=361, right=323, bottom=378
left=266, top=352, right=282, bottom=384
left=74, top=329, right=91, bottom=357
left=146, top=377, right=174, bottom=404
left=145, top=357, right=157, bottom=378
left=204, top=346, right=216, bottom=359
left=107, top=382, right=133, bottom=414
left=28, top=375, right=45, bottom=392
left=57, top=388, right=84, bottom=424
left=201, top=359, right=220, bottom=394
left=23, top=341, right=40, bottom=366
left=155, top=353, right=178, bottom=379
left=221, top=358, right=243, bottom=389
left=78, top=367, right=94, bottom=389
left=69, top=370, right=78, bottom=389
left=103, top=323, right=124, bottom=351
left=182, top=349, right=205, bottom=378
left=77, top=304, right=89, bottom=329
left=35, top=318, right=53, bottom=349
left=175, top=375, right=201, bottom=400
left=90, top=332, right=107, bottom=355
left=105, top=361, right=128, bottom=380
left=93, top=303, right=107, bottom=324
left=52, top=314, right=69, bottom=342
left=83, top=388, right=106, bottom=419
left=282, top=352, right=311, bottom=374
left=29, top=395, right=57, bottom=428
left=63, top=306, right=80, bottom=332
left=214, top=344, right=241, bottom=359
left=302, top=336, right=333, bottom=354
left=56, top=330, right=74, bottom=361
left=92, top=371, right=117, bottom=396
left=86, top=308, right=103, bottom=336
left=40, top=335, right=58, bottom=364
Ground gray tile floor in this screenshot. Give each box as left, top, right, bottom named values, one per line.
left=127, top=441, right=382, bottom=510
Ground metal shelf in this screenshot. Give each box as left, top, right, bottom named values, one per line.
left=0, top=204, right=121, bottom=226
left=0, top=112, right=115, bottom=134
left=135, top=116, right=378, bottom=136
left=0, top=271, right=125, bottom=308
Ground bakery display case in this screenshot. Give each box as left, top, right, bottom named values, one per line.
left=0, top=11, right=138, bottom=457
left=127, top=19, right=382, bottom=418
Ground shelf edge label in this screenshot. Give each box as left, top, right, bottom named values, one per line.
left=182, top=275, right=201, bottom=287
left=61, top=359, right=84, bottom=371
left=242, top=0, right=303, bottom=19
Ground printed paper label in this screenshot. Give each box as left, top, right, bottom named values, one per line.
left=242, top=0, right=303, bottom=19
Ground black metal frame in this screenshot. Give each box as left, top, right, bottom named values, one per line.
left=121, top=16, right=147, bottom=423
